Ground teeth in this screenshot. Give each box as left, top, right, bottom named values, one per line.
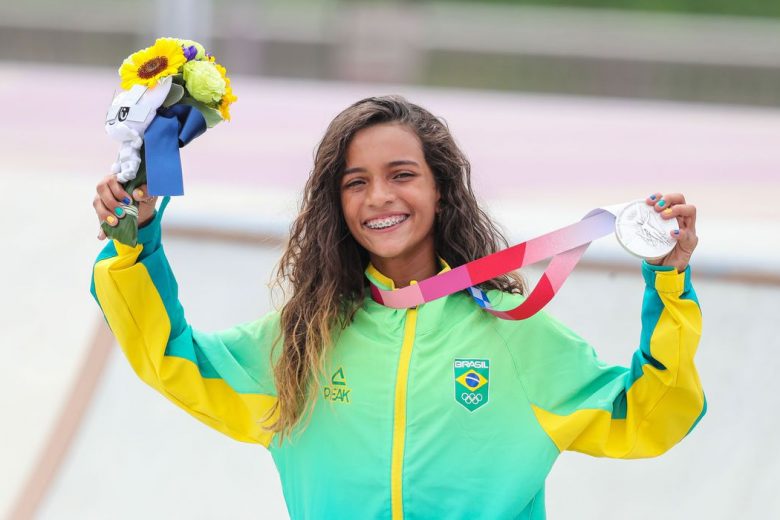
left=365, top=215, right=408, bottom=229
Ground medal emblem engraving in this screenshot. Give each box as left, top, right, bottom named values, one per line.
left=615, top=200, right=678, bottom=260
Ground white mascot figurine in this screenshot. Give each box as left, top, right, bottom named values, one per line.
left=105, top=76, right=173, bottom=183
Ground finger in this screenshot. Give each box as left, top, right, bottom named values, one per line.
left=670, top=227, right=698, bottom=252
left=666, top=206, right=697, bottom=238
left=97, top=228, right=106, bottom=240
left=107, top=175, right=133, bottom=206
left=99, top=186, right=127, bottom=218
left=93, top=196, right=120, bottom=228
left=646, top=193, right=662, bottom=206
left=97, top=182, right=129, bottom=220
left=653, top=192, right=686, bottom=212
left=660, top=203, right=696, bottom=221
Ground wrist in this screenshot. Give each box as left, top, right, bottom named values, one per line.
left=645, top=256, right=687, bottom=273
left=137, top=209, right=162, bottom=246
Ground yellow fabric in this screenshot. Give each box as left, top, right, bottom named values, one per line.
left=366, top=263, right=396, bottom=289
left=94, top=241, right=278, bottom=446
left=531, top=268, right=703, bottom=459
left=366, top=257, right=451, bottom=290
left=391, top=303, right=419, bottom=520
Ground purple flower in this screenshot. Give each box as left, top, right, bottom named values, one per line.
left=183, top=45, right=197, bottom=61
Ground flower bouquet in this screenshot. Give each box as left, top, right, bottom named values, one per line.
left=103, top=37, right=236, bottom=246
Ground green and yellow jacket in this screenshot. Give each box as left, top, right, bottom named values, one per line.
left=91, top=200, right=705, bottom=519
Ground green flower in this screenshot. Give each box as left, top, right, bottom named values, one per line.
left=182, top=60, right=226, bottom=105
left=178, top=39, right=206, bottom=60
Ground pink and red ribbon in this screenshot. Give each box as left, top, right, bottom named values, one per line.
left=370, top=207, right=620, bottom=320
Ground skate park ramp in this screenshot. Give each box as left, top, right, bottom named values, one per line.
left=3, top=63, right=780, bottom=519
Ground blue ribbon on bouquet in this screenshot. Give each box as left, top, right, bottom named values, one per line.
left=143, top=104, right=207, bottom=196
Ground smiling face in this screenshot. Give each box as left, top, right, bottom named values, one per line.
left=340, top=123, right=440, bottom=281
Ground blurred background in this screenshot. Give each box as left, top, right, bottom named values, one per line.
left=1, top=0, right=779, bottom=518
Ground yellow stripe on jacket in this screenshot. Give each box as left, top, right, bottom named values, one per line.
left=518, top=263, right=704, bottom=459
left=93, top=240, right=278, bottom=446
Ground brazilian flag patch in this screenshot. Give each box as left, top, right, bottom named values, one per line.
left=454, top=358, right=489, bottom=412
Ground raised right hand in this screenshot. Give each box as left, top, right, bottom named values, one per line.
left=94, top=174, right=159, bottom=240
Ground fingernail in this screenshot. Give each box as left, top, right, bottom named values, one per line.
left=106, top=215, right=117, bottom=225
left=123, top=197, right=131, bottom=205
left=658, top=199, right=666, bottom=207
left=133, top=189, right=144, bottom=199
left=663, top=208, right=673, bottom=215
left=649, top=194, right=657, bottom=200
left=114, top=206, right=124, bottom=217
left=674, top=229, right=680, bottom=235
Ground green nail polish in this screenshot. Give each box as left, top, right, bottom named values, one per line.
left=114, top=206, right=124, bottom=216
left=658, top=199, right=665, bottom=207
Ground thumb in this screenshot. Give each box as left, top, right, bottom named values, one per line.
left=672, top=228, right=697, bottom=251
left=669, top=229, right=697, bottom=264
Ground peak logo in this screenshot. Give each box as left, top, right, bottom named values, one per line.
left=323, top=367, right=351, bottom=404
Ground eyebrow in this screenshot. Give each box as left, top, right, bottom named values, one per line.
left=343, top=160, right=420, bottom=176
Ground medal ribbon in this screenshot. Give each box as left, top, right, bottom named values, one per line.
left=369, top=206, right=623, bottom=320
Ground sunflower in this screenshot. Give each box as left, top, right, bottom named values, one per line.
left=119, top=38, right=186, bottom=90
left=214, top=62, right=237, bottom=121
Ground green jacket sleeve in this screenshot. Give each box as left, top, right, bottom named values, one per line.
left=515, top=261, right=705, bottom=459
left=90, top=198, right=279, bottom=446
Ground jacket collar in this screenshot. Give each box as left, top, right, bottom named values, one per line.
left=364, top=257, right=451, bottom=291
left=363, top=258, right=454, bottom=336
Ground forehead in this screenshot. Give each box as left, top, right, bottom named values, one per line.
left=345, top=123, right=423, bottom=164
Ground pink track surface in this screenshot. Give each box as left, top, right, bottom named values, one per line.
left=3, top=63, right=779, bottom=207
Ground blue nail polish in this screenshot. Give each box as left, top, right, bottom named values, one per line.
left=658, top=199, right=665, bottom=207
left=123, top=197, right=131, bottom=205
left=649, top=195, right=656, bottom=200
left=674, top=229, right=680, bottom=235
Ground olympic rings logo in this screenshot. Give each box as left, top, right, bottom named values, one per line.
left=461, top=392, right=483, bottom=405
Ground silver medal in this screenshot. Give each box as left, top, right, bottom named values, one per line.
left=614, top=200, right=678, bottom=260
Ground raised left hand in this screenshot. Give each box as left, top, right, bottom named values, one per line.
left=644, top=192, right=698, bottom=272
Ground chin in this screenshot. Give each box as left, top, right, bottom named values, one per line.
left=366, top=246, right=406, bottom=261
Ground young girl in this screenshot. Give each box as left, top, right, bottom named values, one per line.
left=91, top=96, right=704, bottom=519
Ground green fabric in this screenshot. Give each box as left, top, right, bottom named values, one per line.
left=268, top=265, right=702, bottom=518
left=92, top=208, right=704, bottom=519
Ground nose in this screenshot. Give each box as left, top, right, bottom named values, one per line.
left=366, top=178, right=395, bottom=207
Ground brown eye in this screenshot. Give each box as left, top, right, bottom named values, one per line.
left=344, top=179, right=364, bottom=189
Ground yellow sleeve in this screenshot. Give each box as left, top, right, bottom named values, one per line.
left=519, top=261, right=705, bottom=458
left=90, top=204, right=279, bottom=445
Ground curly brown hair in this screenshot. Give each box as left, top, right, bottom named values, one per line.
left=267, top=95, right=525, bottom=441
